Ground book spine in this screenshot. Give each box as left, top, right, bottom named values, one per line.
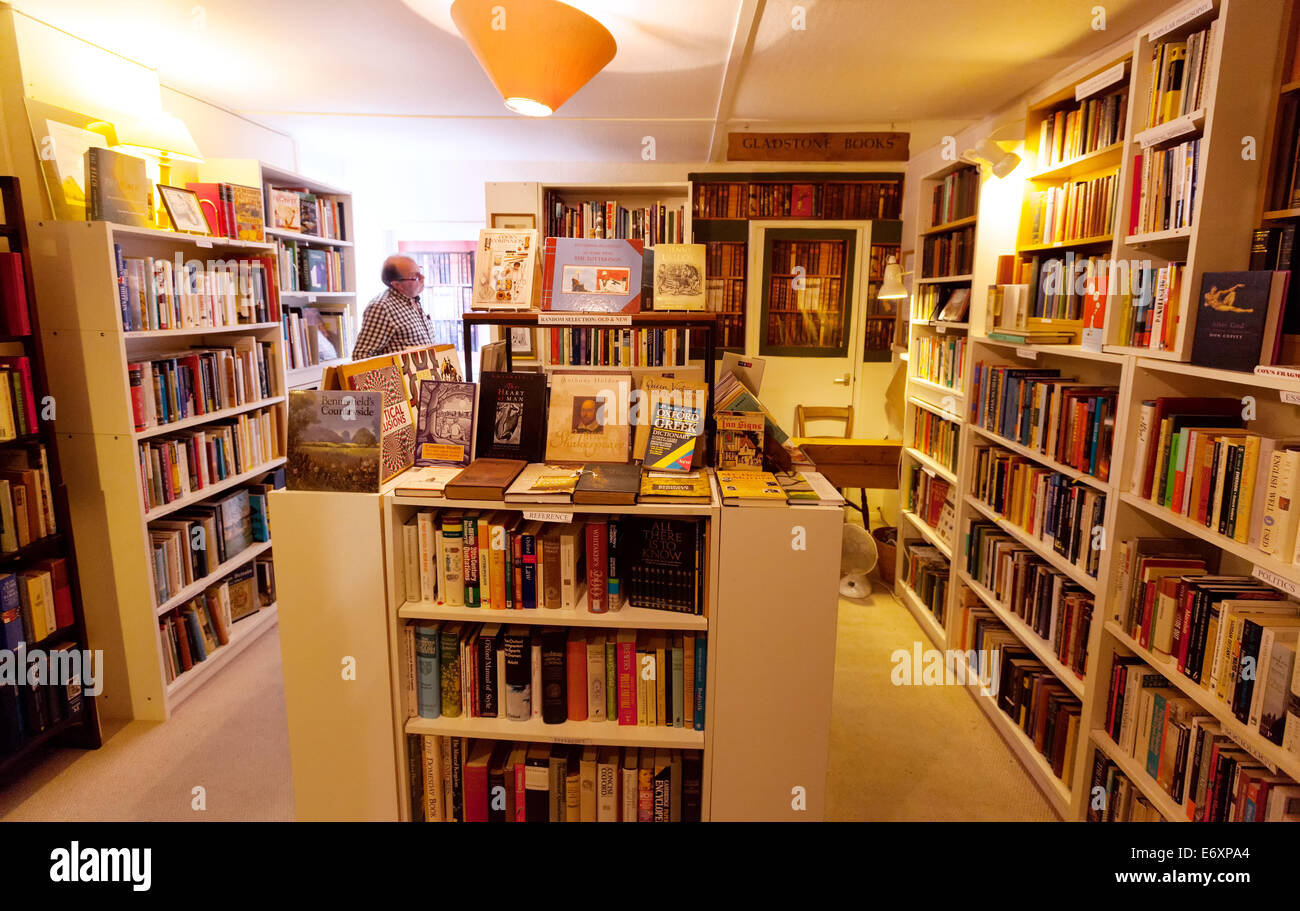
left=586, top=520, right=608, bottom=613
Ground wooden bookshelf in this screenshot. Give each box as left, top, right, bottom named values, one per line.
left=30, top=218, right=288, bottom=722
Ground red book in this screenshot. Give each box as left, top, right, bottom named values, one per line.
left=585, top=517, right=608, bottom=614
left=616, top=629, right=637, bottom=725
left=514, top=752, right=527, bottom=822
left=0, top=253, right=30, bottom=336
left=185, top=183, right=228, bottom=236
left=254, top=255, right=281, bottom=322
left=461, top=741, right=492, bottom=822
left=40, top=557, right=74, bottom=630
left=566, top=629, right=587, bottom=721
left=172, top=614, right=192, bottom=671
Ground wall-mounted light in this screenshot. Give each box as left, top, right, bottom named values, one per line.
left=963, top=137, right=1020, bottom=179
left=878, top=256, right=911, bottom=299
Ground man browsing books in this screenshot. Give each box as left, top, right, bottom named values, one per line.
left=352, top=254, right=435, bottom=359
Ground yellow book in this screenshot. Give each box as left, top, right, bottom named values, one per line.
left=638, top=470, right=711, bottom=504
left=19, top=570, right=48, bottom=641
left=1234, top=435, right=1261, bottom=545
left=715, top=469, right=787, bottom=507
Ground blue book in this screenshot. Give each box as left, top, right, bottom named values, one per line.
left=185, top=609, right=207, bottom=661
left=249, top=493, right=269, bottom=542
left=113, top=243, right=132, bottom=330
left=0, top=573, right=23, bottom=650
left=1147, top=691, right=1168, bottom=779
left=520, top=529, right=536, bottom=610
left=415, top=622, right=441, bottom=719
left=693, top=633, right=707, bottom=731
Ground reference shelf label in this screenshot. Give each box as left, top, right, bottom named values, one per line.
left=196, top=238, right=213, bottom=249
left=1252, top=564, right=1300, bottom=597
left=1280, top=390, right=1300, bottom=406
left=1015, top=347, right=1038, bottom=360
left=1076, top=61, right=1127, bottom=101
left=537, top=313, right=633, bottom=327
left=523, top=510, right=574, bottom=524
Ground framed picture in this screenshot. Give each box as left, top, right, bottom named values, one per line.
left=158, top=185, right=212, bottom=235
left=509, top=326, right=537, bottom=361
left=491, top=212, right=536, bottom=230
left=23, top=98, right=110, bottom=222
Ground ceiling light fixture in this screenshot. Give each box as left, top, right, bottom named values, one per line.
left=451, top=0, right=617, bottom=117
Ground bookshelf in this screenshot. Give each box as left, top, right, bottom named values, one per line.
left=30, top=218, right=287, bottom=722
left=541, top=182, right=691, bottom=249
left=270, top=481, right=845, bottom=821
left=200, top=160, right=358, bottom=390
left=0, top=177, right=102, bottom=774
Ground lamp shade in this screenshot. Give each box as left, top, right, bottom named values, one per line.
left=451, top=0, right=617, bottom=116
left=878, top=256, right=909, bottom=299
left=116, top=111, right=203, bottom=163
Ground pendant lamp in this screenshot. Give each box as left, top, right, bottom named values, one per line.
left=451, top=0, right=617, bottom=116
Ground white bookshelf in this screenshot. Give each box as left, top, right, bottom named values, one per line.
left=30, top=220, right=288, bottom=721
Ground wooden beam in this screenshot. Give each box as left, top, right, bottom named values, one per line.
left=707, top=0, right=765, bottom=163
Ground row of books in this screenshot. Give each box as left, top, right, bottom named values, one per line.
left=911, top=285, right=970, bottom=323
left=1129, top=140, right=1201, bottom=236
left=691, top=180, right=903, bottom=220
left=1034, top=88, right=1129, bottom=171
left=283, top=306, right=349, bottom=369
left=547, top=327, right=692, bottom=368
left=267, top=186, right=347, bottom=240
left=971, top=445, right=1105, bottom=578
left=127, top=340, right=277, bottom=431
left=148, top=482, right=271, bottom=607
left=1266, top=93, right=1300, bottom=212
left=967, top=520, right=1092, bottom=677
left=1142, top=22, right=1218, bottom=130
left=543, top=193, right=686, bottom=247
left=1024, top=172, right=1117, bottom=246
left=921, top=226, right=974, bottom=279
left=868, top=244, right=899, bottom=283
left=0, top=253, right=33, bottom=336
left=912, top=334, right=966, bottom=390
left=904, top=464, right=955, bottom=543
left=410, top=736, right=702, bottom=822
left=0, top=560, right=75, bottom=647
left=765, top=307, right=841, bottom=349
left=403, top=622, right=706, bottom=730
left=769, top=240, right=845, bottom=277
left=416, top=251, right=473, bottom=285
left=0, top=356, right=38, bottom=441
left=1112, top=261, right=1184, bottom=350
left=902, top=542, right=949, bottom=626
left=954, top=594, right=1083, bottom=782
left=764, top=276, right=845, bottom=317
left=970, top=362, right=1118, bottom=481
left=137, top=406, right=281, bottom=512
left=1098, top=653, right=1300, bottom=819
left=0, top=445, right=57, bottom=554
left=114, top=249, right=279, bottom=332
left=158, top=563, right=270, bottom=683
left=1087, top=756, right=1172, bottom=821
left=1006, top=252, right=1101, bottom=322
left=274, top=239, right=348, bottom=293
left=0, top=638, right=84, bottom=756
left=930, top=166, right=979, bottom=227
left=911, top=407, right=959, bottom=473
left=704, top=241, right=745, bottom=277
left=401, top=506, right=706, bottom=615
left=863, top=315, right=894, bottom=353
left=705, top=278, right=745, bottom=320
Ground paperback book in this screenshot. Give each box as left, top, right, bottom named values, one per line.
left=414, top=381, right=476, bottom=467
left=286, top=390, right=383, bottom=492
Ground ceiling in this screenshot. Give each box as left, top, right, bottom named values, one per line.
left=13, top=0, right=1176, bottom=162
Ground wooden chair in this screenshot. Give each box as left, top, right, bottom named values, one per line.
left=794, top=405, right=854, bottom=439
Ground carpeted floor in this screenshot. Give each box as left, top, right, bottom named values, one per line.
left=1, top=587, right=1057, bottom=821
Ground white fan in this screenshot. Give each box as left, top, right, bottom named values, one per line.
left=839, top=522, right=878, bottom=600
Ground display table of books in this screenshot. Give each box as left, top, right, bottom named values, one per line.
left=271, top=465, right=844, bottom=822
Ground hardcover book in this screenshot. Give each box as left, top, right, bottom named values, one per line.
left=270, top=189, right=301, bottom=230
left=545, top=373, right=631, bottom=464
left=651, top=244, right=706, bottom=311
left=638, top=470, right=711, bottom=504
left=392, top=465, right=462, bottom=498
left=286, top=390, right=383, bottom=492
left=573, top=463, right=642, bottom=505
left=715, top=411, right=764, bottom=469
left=475, top=372, right=548, bottom=462
left=472, top=229, right=540, bottom=310
left=716, top=469, right=788, bottom=506
left=1190, top=271, right=1289, bottom=372
left=791, top=184, right=815, bottom=218
left=84, top=148, right=151, bottom=226
left=542, top=238, right=644, bottom=313
left=444, top=458, right=527, bottom=500
left=504, top=464, right=583, bottom=503
left=230, top=184, right=266, bottom=242
left=338, top=357, right=416, bottom=481
left=617, top=517, right=705, bottom=614
left=414, top=381, right=476, bottom=467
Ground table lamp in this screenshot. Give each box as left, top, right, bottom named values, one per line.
left=116, top=111, right=204, bottom=228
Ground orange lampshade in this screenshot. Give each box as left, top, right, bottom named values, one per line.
left=451, top=0, right=617, bottom=117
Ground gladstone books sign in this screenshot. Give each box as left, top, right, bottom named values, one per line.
left=727, top=131, right=910, bottom=162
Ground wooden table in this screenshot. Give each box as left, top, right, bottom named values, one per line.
left=792, top=437, right=902, bottom=514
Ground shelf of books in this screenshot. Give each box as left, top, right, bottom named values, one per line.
left=1101, top=0, right=1285, bottom=360
left=541, top=182, right=691, bottom=250
left=0, top=177, right=102, bottom=774
left=200, top=159, right=357, bottom=390
left=30, top=216, right=287, bottom=722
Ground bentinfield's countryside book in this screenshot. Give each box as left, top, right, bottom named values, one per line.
left=651, top=244, right=706, bottom=311
left=542, top=238, right=644, bottom=313
left=472, top=229, right=540, bottom=309
left=286, top=390, right=383, bottom=492
left=414, top=380, right=476, bottom=467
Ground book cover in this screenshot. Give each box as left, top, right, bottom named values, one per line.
left=414, top=381, right=475, bottom=467
left=651, top=244, right=706, bottom=311
left=716, top=411, right=764, bottom=469
left=503, top=463, right=582, bottom=503
left=475, top=372, right=547, bottom=462
left=716, top=469, right=788, bottom=506
left=619, top=516, right=702, bottom=614
left=226, top=564, right=258, bottom=623
left=542, top=238, right=644, bottom=313
left=790, top=184, right=815, bottom=218
left=85, top=148, right=151, bottom=226
left=1190, top=271, right=1284, bottom=372
left=644, top=392, right=705, bottom=471
left=545, top=373, right=631, bottom=464
left=632, top=375, right=708, bottom=461
left=573, top=462, right=642, bottom=505
left=472, top=229, right=540, bottom=309
left=286, top=390, right=383, bottom=492
left=230, top=184, right=265, bottom=242
left=338, top=357, right=416, bottom=481
left=444, top=458, right=526, bottom=500
left=638, top=470, right=711, bottom=503
left=270, top=189, right=301, bottom=230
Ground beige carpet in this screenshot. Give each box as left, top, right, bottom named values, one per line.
left=0, top=622, right=292, bottom=821
left=1, top=586, right=1056, bottom=821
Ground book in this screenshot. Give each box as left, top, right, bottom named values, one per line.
left=619, top=517, right=706, bottom=615
left=573, top=463, right=642, bottom=505
left=716, top=411, right=764, bottom=470
left=638, top=470, right=711, bottom=504
left=721, top=352, right=765, bottom=394
left=1190, top=271, right=1290, bottom=372
left=542, top=238, right=644, bottom=313
left=651, top=244, right=706, bottom=311
left=444, top=458, right=527, bottom=500
left=545, top=373, right=631, bottom=464
left=413, top=381, right=476, bottom=467
left=85, top=147, right=151, bottom=226
left=475, top=372, right=548, bottom=462
left=503, top=464, right=582, bottom=503
left=716, top=469, right=787, bottom=507
left=391, top=465, right=462, bottom=498
left=472, top=229, right=540, bottom=309
left=286, top=390, right=383, bottom=492
left=338, top=356, right=416, bottom=482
